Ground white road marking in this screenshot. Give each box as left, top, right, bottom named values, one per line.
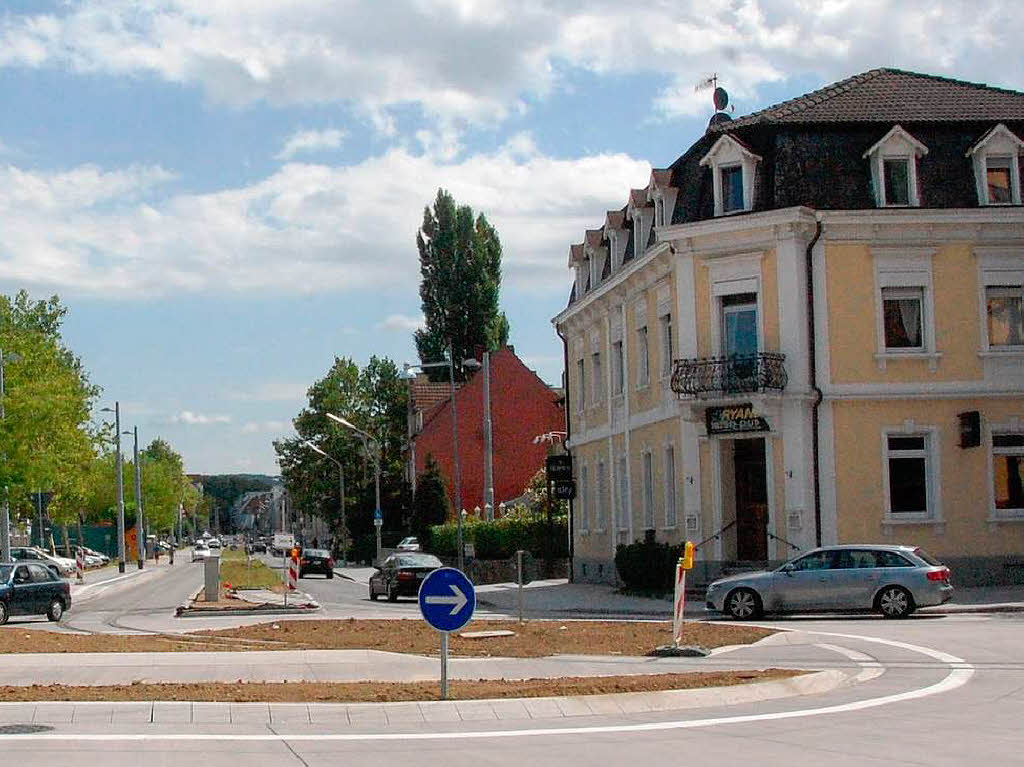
left=815, top=642, right=885, bottom=683
left=0, top=628, right=974, bottom=742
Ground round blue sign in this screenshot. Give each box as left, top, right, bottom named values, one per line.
left=418, top=567, right=475, bottom=633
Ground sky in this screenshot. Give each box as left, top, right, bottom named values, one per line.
left=1, top=1, right=1021, bottom=475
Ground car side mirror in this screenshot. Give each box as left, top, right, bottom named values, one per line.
left=780, top=564, right=794, bottom=576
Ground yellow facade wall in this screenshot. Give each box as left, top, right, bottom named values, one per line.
left=693, top=249, right=780, bottom=357
left=825, top=242, right=985, bottom=384
left=832, top=398, right=1024, bottom=559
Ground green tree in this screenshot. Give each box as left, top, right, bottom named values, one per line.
left=412, top=455, right=449, bottom=542
left=414, top=189, right=509, bottom=375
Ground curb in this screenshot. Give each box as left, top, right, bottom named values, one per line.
left=0, top=669, right=845, bottom=714
left=175, top=606, right=321, bottom=618
left=920, top=602, right=1024, bottom=615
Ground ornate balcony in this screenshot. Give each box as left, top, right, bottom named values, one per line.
left=670, top=352, right=788, bottom=399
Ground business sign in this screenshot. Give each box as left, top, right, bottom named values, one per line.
left=545, top=454, right=573, bottom=482
left=552, top=480, right=576, bottom=501
left=705, top=403, right=769, bottom=435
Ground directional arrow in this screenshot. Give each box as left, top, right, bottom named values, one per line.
left=424, top=584, right=468, bottom=616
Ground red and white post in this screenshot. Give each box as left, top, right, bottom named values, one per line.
left=287, top=552, right=299, bottom=591
left=673, top=541, right=695, bottom=647
left=75, top=546, right=85, bottom=583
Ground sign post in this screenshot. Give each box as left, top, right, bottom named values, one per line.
left=673, top=541, right=695, bottom=647
left=373, top=508, right=383, bottom=563
left=75, top=546, right=85, bottom=583
left=418, top=567, right=476, bottom=700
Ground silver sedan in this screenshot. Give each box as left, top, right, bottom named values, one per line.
left=705, top=544, right=953, bottom=619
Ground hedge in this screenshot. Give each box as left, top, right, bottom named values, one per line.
left=614, top=534, right=685, bottom=593
left=427, top=517, right=568, bottom=560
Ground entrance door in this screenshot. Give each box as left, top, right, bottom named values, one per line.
left=734, top=438, right=768, bottom=561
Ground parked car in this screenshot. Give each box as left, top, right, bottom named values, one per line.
left=0, top=563, right=72, bottom=624
left=396, top=536, right=421, bottom=552
left=250, top=541, right=267, bottom=554
left=53, top=545, right=104, bottom=568
left=705, top=544, right=953, bottom=620
left=192, top=542, right=212, bottom=562
left=207, top=538, right=222, bottom=549
left=9, top=547, right=74, bottom=578
left=368, top=553, right=443, bottom=602
left=299, top=549, right=334, bottom=579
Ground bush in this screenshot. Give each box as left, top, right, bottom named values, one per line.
left=427, top=517, right=568, bottom=560
left=614, top=533, right=684, bottom=594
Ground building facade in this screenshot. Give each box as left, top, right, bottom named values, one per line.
left=554, top=69, right=1024, bottom=586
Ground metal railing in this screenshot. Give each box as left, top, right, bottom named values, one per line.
left=768, top=531, right=802, bottom=553
left=694, top=519, right=736, bottom=552
left=670, top=352, right=787, bottom=399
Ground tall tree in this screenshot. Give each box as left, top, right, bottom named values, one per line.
left=414, top=189, right=509, bottom=374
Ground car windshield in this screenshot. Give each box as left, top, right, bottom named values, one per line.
left=304, top=550, right=329, bottom=558
left=396, top=554, right=441, bottom=569
left=913, top=547, right=942, bottom=566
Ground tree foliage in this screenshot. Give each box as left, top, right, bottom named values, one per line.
left=414, top=189, right=509, bottom=375
left=274, top=355, right=410, bottom=552
left=411, top=454, right=449, bottom=542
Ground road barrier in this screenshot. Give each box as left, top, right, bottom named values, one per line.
left=673, top=541, right=695, bottom=647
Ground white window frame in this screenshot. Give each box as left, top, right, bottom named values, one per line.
left=663, top=445, right=677, bottom=529
left=699, top=135, right=761, bottom=217
left=642, top=450, right=654, bottom=530
left=967, top=123, right=1024, bottom=206
left=872, top=248, right=939, bottom=370
left=988, top=421, right=1024, bottom=521
left=579, top=463, right=590, bottom=533
left=862, top=125, right=928, bottom=208
left=976, top=249, right=1024, bottom=355
left=880, top=425, right=941, bottom=525
left=595, top=460, right=607, bottom=531
left=706, top=253, right=765, bottom=358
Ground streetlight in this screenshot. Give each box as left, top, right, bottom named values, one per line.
left=304, top=439, right=347, bottom=566
left=0, top=349, right=22, bottom=563
left=326, top=412, right=384, bottom=563
left=124, top=427, right=144, bottom=569
left=100, top=403, right=127, bottom=573
left=403, top=347, right=481, bottom=571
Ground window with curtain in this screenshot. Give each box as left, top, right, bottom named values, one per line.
left=882, top=286, right=924, bottom=349
left=993, top=434, right=1024, bottom=512
left=986, top=286, right=1024, bottom=347
left=986, top=158, right=1013, bottom=204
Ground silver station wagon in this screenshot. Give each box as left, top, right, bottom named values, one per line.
left=705, top=544, right=953, bottom=620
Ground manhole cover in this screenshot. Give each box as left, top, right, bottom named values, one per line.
left=0, top=724, right=54, bottom=735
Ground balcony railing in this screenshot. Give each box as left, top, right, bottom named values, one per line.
left=670, top=352, right=788, bottom=399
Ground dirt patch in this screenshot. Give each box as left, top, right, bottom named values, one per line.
left=0, top=619, right=771, bottom=656
left=200, top=619, right=773, bottom=657
left=0, top=670, right=803, bottom=702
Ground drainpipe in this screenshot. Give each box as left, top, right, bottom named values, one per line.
left=805, top=218, right=824, bottom=547
left=556, top=325, right=574, bottom=582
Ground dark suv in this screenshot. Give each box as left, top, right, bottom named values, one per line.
left=0, top=563, right=72, bottom=624
left=299, top=549, right=334, bottom=579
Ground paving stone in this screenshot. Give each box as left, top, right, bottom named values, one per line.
left=230, top=703, right=270, bottom=723
left=346, top=706, right=388, bottom=726
left=151, top=702, right=192, bottom=724
left=269, top=704, right=309, bottom=724
left=72, top=705, right=113, bottom=723
left=554, top=696, right=594, bottom=717
left=31, top=705, right=73, bottom=724
left=419, top=701, right=461, bottom=722
left=580, top=695, right=625, bottom=715
left=110, top=703, right=154, bottom=723
left=455, top=701, right=497, bottom=721
left=307, top=704, right=350, bottom=726
left=0, top=705, right=35, bottom=724
left=488, top=700, right=532, bottom=720
left=192, top=702, right=231, bottom=724
left=522, top=698, right=563, bottom=719
left=381, top=703, right=425, bottom=724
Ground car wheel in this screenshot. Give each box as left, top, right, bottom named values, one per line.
left=369, top=588, right=378, bottom=601
left=725, top=588, right=762, bottom=620
left=387, top=584, right=398, bottom=602
left=327, top=571, right=334, bottom=580
left=47, top=599, right=64, bottom=622
left=877, top=585, right=914, bottom=618
left=0, top=600, right=8, bottom=626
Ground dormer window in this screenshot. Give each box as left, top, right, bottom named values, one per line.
left=700, top=135, right=761, bottom=217
left=968, top=125, right=1023, bottom=206
left=863, top=125, right=928, bottom=208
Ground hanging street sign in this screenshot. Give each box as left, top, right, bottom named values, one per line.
left=545, top=454, right=573, bottom=482
left=705, top=403, right=770, bottom=435
left=552, top=479, right=576, bottom=501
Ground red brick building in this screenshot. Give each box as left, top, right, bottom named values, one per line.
left=407, top=346, right=565, bottom=515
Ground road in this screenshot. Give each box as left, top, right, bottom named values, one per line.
left=3, top=555, right=1023, bottom=765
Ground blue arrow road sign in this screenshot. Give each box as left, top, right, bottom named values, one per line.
left=373, top=508, right=382, bottom=521
left=418, top=567, right=475, bottom=633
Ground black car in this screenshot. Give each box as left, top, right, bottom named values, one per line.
left=369, top=553, right=443, bottom=602
left=0, top=563, right=72, bottom=624
left=299, top=549, right=335, bottom=579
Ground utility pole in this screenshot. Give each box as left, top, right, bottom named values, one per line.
left=131, top=426, right=144, bottom=569
left=102, top=402, right=127, bottom=573
left=482, top=351, right=494, bottom=521
left=448, top=343, right=464, bottom=570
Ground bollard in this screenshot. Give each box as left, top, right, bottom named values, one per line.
left=516, top=549, right=525, bottom=624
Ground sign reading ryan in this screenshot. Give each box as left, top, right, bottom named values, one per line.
left=705, top=403, right=770, bottom=435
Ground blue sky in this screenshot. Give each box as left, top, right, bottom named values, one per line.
left=0, top=1, right=1019, bottom=474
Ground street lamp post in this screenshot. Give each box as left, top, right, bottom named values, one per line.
left=326, top=413, right=382, bottom=563
left=404, top=349, right=481, bottom=571
left=304, top=440, right=347, bottom=566
left=0, top=349, right=21, bottom=564
left=100, top=403, right=127, bottom=573
left=126, top=427, right=144, bottom=569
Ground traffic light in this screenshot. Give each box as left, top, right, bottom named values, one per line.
left=680, top=541, right=695, bottom=570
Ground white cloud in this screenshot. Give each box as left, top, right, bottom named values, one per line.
left=377, top=314, right=424, bottom=332
left=0, top=137, right=650, bottom=297
left=170, top=411, right=231, bottom=425
left=0, top=1, right=1020, bottom=127
left=276, top=128, right=346, bottom=160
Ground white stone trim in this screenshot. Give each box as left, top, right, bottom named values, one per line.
left=879, top=424, right=943, bottom=532
left=871, top=246, right=939, bottom=369
left=699, top=135, right=761, bottom=216
left=704, top=252, right=765, bottom=357
left=986, top=417, right=1024, bottom=521
left=975, top=246, right=1024, bottom=354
